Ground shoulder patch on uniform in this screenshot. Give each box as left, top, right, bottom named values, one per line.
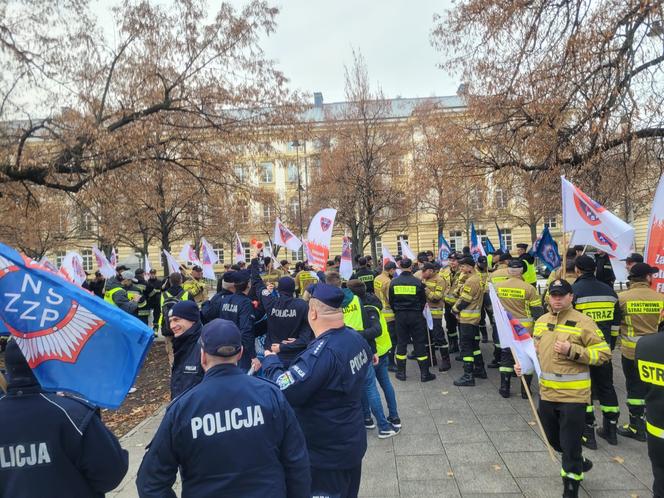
left=276, top=371, right=296, bottom=390
left=261, top=289, right=271, bottom=297
left=292, top=364, right=307, bottom=379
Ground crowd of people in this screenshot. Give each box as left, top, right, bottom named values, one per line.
left=1, top=241, right=663, bottom=498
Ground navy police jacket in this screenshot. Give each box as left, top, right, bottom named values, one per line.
left=200, top=288, right=233, bottom=324
left=262, top=326, right=372, bottom=470
left=136, top=364, right=310, bottom=498
left=217, top=292, right=256, bottom=369
left=170, top=321, right=204, bottom=399
left=0, top=383, right=128, bottom=498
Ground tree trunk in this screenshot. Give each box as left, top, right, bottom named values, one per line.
left=529, top=223, right=538, bottom=245
left=368, top=220, right=378, bottom=263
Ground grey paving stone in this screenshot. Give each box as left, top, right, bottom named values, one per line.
left=488, top=430, right=547, bottom=452
left=429, top=406, right=479, bottom=425
left=468, top=398, right=519, bottom=415
left=517, top=477, right=590, bottom=497
left=584, top=489, right=652, bottom=497
left=398, top=478, right=460, bottom=497
left=477, top=412, right=533, bottom=432
left=393, top=434, right=444, bottom=456
left=395, top=414, right=439, bottom=435
left=582, top=459, right=649, bottom=491
left=358, top=472, right=399, bottom=497
left=436, top=421, right=491, bottom=444
left=444, top=442, right=502, bottom=465
left=452, top=464, right=521, bottom=494
left=501, top=451, right=560, bottom=478
left=396, top=454, right=452, bottom=481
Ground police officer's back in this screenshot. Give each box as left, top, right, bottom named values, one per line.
left=351, top=257, right=376, bottom=293
left=137, top=319, right=310, bottom=498
left=262, top=284, right=372, bottom=498
left=0, top=341, right=128, bottom=498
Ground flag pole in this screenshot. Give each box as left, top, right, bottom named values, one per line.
left=513, top=349, right=557, bottom=462
left=426, top=322, right=434, bottom=368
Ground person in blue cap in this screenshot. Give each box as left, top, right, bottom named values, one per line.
left=200, top=271, right=236, bottom=324
left=250, top=257, right=313, bottom=368
left=137, top=319, right=310, bottom=498
left=169, top=300, right=204, bottom=399
left=262, top=283, right=373, bottom=498
left=217, top=270, right=259, bottom=372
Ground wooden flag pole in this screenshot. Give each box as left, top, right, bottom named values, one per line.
left=512, top=349, right=557, bottom=463
left=426, top=326, right=434, bottom=368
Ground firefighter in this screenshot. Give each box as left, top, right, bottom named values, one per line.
left=571, top=255, right=621, bottom=448
left=351, top=256, right=376, bottom=294
left=261, top=257, right=283, bottom=287
left=388, top=258, right=436, bottom=382
left=441, top=252, right=461, bottom=354
left=621, top=253, right=644, bottom=272
left=616, top=263, right=664, bottom=442
left=477, top=256, right=493, bottom=344
left=452, top=256, right=487, bottom=386
left=374, top=261, right=398, bottom=371
left=183, top=265, right=208, bottom=306
left=516, top=243, right=537, bottom=286
left=493, top=259, right=544, bottom=398
left=519, top=279, right=611, bottom=498
left=489, top=252, right=512, bottom=283
left=132, top=268, right=154, bottom=325
left=420, top=262, right=451, bottom=372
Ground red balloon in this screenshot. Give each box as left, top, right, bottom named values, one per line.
left=250, top=238, right=257, bottom=245
left=256, top=242, right=264, bottom=249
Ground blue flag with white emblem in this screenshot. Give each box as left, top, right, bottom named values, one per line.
left=533, top=226, right=561, bottom=271
left=437, top=235, right=451, bottom=267
left=0, top=243, right=153, bottom=408
left=483, top=236, right=496, bottom=254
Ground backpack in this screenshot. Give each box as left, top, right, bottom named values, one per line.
left=161, top=289, right=187, bottom=337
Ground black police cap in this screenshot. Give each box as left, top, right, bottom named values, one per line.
left=628, top=263, right=658, bottom=279
left=575, top=255, right=596, bottom=272
left=548, top=279, right=573, bottom=296
left=507, top=259, right=526, bottom=270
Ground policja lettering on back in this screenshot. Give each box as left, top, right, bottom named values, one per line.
left=191, top=405, right=264, bottom=439
left=0, top=442, right=51, bottom=468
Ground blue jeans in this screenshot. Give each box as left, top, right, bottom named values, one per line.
left=362, top=359, right=390, bottom=431
left=375, top=354, right=399, bottom=419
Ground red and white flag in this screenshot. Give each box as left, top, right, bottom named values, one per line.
left=162, top=249, right=181, bottom=274
left=109, top=247, right=118, bottom=269
left=562, top=177, right=634, bottom=258
left=92, top=245, right=115, bottom=279
left=59, top=251, right=87, bottom=286
left=645, top=174, right=664, bottom=292
left=305, top=208, right=337, bottom=270
left=234, top=233, right=246, bottom=264
left=273, top=218, right=302, bottom=253
left=200, top=238, right=218, bottom=280
left=399, top=237, right=416, bottom=261
left=381, top=246, right=401, bottom=275
left=339, top=236, right=353, bottom=280
left=178, top=243, right=201, bottom=266
left=144, top=253, right=152, bottom=275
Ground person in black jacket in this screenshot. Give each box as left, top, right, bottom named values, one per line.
left=388, top=258, right=436, bottom=382
left=0, top=341, right=128, bottom=498
left=169, top=300, right=205, bottom=399
left=200, top=272, right=236, bottom=324
left=351, top=257, right=376, bottom=294
left=250, top=258, right=312, bottom=368
left=594, top=250, right=616, bottom=287
left=572, top=255, right=621, bottom=449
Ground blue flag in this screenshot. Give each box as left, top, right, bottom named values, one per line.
left=495, top=222, right=506, bottom=252
left=533, top=226, right=561, bottom=271
left=437, top=235, right=451, bottom=266
left=0, top=243, right=153, bottom=408
left=483, top=236, right=496, bottom=254
left=470, top=223, right=485, bottom=262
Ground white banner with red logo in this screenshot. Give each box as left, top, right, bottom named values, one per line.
left=200, top=238, right=218, bottom=280
left=178, top=243, right=201, bottom=266
left=92, top=245, right=115, bottom=279
left=234, top=233, right=246, bottom=264
left=339, top=236, right=353, bottom=280
left=59, top=251, right=87, bottom=286
left=399, top=237, right=416, bottom=261
left=273, top=217, right=302, bottom=253
left=645, top=174, right=664, bottom=292
left=305, top=208, right=337, bottom=270
left=162, top=249, right=181, bottom=274
left=110, top=247, right=118, bottom=268
left=562, top=176, right=634, bottom=259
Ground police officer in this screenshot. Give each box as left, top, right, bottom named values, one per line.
left=262, top=284, right=372, bottom=498
left=218, top=270, right=259, bottom=372
left=169, top=300, right=204, bottom=399
left=159, top=272, right=194, bottom=366
left=250, top=258, right=312, bottom=368
left=104, top=270, right=141, bottom=315
left=441, top=252, right=461, bottom=353
left=374, top=261, right=398, bottom=371
left=389, top=258, right=436, bottom=382
left=420, top=262, right=451, bottom=372
left=516, top=243, right=537, bottom=286
left=571, top=255, right=621, bottom=448
left=493, top=259, right=544, bottom=398
left=616, top=263, right=664, bottom=442
left=519, top=279, right=611, bottom=498
left=147, top=269, right=162, bottom=331
left=0, top=340, right=128, bottom=497
left=634, top=320, right=664, bottom=497
left=133, top=268, right=154, bottom=325
left=137, top=319, right=310, bottom=498
left=200, top=271, right=236, bottom=324
left=351, top=256, right=376, bottom=293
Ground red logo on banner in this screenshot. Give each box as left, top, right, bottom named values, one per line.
left=278, top=222, right=293, bottom=242
left=320, top=217, right=332, bottom=232
left=572, top=186, right=605, bottom=226
left=592, top=231, right=617, bottom=251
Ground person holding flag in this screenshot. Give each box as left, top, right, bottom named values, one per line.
left=104, top=270, right=142, bottom=315
left=420, top=262, right=452, bottom=372
left=183, top=265, right=208, bottom=306
left=440, top=252, right=462, bottom=354
left=492, top=259, right=545, bottom=398
left=518, top=279, right=611, bottom=498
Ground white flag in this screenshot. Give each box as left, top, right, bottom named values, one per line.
left=162, top=249, right=181, bottom=274
left=382, top=246, right=401, bottom=275
left=305, top=208, right=337, bottom=270
left=178, top=243, right=201, bottom=265
left=110, top=247, right=118, bottom=268
left=273, top=217, right=302, bottom=252
left=144, top=253, right=152, bottom=275
left=561, top=177, right=635, bottom=258
left=399, top=237, right=416, bottom=260
left=234, top=233, right=246, bottom=264
left=200, top=238, right=218, bottom=280
left=59, top=251, right=87, bottom=286
left=423, top=303, right=434, bottom=330
left=339, top=236, right=353, bottom=280
left=92, top=245, right=115, bottom=279
left=488, top=283, right=541, bottom=376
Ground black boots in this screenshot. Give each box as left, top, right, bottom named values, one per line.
left=454, top=363, right=475, bottom=386
left=395, top=358, right=407, bottom=382
left=521, top=374, right=533, bottom=399
left=473, top=358, right=488, bottom=379
left=448, top=335, right=459, bottom=354
left=582, top=424, right=597, bottom=450
left=562, top=477, right=580, bottom=498
left=418, top=359, right=436, bottom=383
left=597, top=415, right=618, bottom=445
left=499, top=373, right=511, bottom=398
left=426, top=345, right=438, bottom=367
left=438, top=347, right=451, bottom=372
left=617, top=414, right=646, bottom=442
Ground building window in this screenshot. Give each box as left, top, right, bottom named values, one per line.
left=495, top=188, right=507, bottom=209
left=81, top=249, right=94, bottom=272
left=543, top=216, right=557, bottom=229
left=235, top=165, right=246, bottom=182
left=262, top=204, right=272, bottom=223
left=287, top=162, right=299, bottom=183
left=397, top=235, right=408, bottom=257
left=469, top=188, right=483, bottom=211
left=54, top=251, right=66, bottom=268
left=214, top=248, right=224, bottom=264
left=501, top=228, right=513, bottom=251
left=239, top=207, right=249, bottom=224
left=243, top=243, right=251, bottom=262
left=260, top=162, right=274, bottom=183
left=449, top=230, right=463, bottom=251
left=78, top=212, right=95, bottom=234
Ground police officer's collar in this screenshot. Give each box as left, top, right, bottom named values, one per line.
left=7, top=383, right=42, bottom=396
left=317, top=325, right=347, bottom=339
left=204, top=363, right=243, bottom=377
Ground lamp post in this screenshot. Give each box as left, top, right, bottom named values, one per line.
left=292, top=140, right=304, bottom=239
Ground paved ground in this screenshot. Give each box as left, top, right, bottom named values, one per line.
left=110, top=342, right=654, bottom=498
